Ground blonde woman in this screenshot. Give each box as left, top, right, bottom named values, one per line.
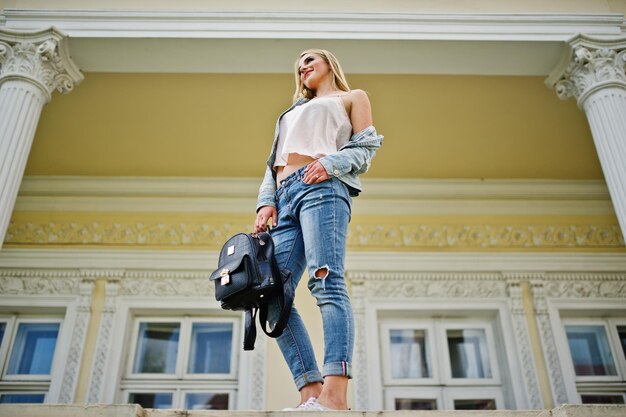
left=254, top=49, right=383, bottom=411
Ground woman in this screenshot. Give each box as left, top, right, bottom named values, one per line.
left=253, top=49, right=383, bottom=411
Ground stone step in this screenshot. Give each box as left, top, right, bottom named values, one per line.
left=0, top=404, right=625, bottom=417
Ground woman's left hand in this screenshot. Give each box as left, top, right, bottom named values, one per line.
left=303, top=160, right=329, bottom=184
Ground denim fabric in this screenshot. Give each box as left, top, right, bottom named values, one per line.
left=267, top=166, right=354, bottom=389
left=256, top=98, right=384, bottom=212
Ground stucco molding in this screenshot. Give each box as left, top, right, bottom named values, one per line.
left=6, top=219, right=623, bottom=249
left=118, top=273, right=214, bottom=297
left=58, top=279, right=94, bottom=403
left=3, top=249, right=626, bottom=273
left=1, top=10, right=622, bottom=41
left=0, top=27, right=83, bottom=100
left=87, top=280, right=119, bottom=404
left=349, top=277, right=368, bottom=410
left=506, top=279, right=544, bottom=409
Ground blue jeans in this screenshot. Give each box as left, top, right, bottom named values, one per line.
left=268, top=166, right=354, bottom=390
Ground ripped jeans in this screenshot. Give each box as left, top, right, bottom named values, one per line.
left=268, top=166, right=354, bottom=390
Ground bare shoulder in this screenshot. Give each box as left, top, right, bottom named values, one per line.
left=347, top=89, right=370, bottom=106
left=346, top=89, right=373, bottom=131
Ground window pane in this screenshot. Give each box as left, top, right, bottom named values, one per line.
left=0, top=394, right=45, bottom=404
left=395, top=398, right=437, bottom=410
left=128, top=393, right=173, bottom=409
left=188, top=323, right=233, bottom=374
left=565, top=325, right=617, bottom=376
left=185, top=393, right=229, bottom=410
left=454, top=399, right=496, bottom=410
left=0, top=322, right=6, bottom=347
left=617, top=326, right=626, bottom=358
left=447, top=329, right=492, bottom=379
left=133, top=322, right=180, bottom=374
left=581, top=394, right=625, bottom=404
left=389, top=329, right=430, bottom=378
left=7, top=323, right=60, bottom=375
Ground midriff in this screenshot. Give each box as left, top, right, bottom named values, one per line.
left=275, top=153, right=316, bottom=185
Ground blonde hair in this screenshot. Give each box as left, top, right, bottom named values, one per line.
left=293, top=49, right=350, bottom=102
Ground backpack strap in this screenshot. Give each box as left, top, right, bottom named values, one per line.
left=257, top=232, right=294, bottom=338
left=243, top=307, right=258, bottom=351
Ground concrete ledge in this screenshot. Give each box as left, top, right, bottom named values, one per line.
left=0, top=404, right=142, bottom=417
left=0, top=404, right=624, bottom=417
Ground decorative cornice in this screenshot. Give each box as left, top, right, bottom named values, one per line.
left=546, top=34, right=626, bottom=107
left=1, top=10, right=622, bottom=41
left=3, top=250, right=626, bottom=273
left=5, top=219, right=623, bottom=249
left=14, top=177, right=615, bottom=216
left=0, top=27, right=83, bottom=101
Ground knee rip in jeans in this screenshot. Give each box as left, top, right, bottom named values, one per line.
left=314, top=265, right=329, bottom=290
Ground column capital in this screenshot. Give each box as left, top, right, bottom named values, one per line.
left=0, top=27, right=83, bottom=102
left=546, top=34, right=626, bottom=108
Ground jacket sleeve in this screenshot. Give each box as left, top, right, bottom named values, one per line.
left=256, top=165, right=277, bottom=212
left=318, top=125, right=384, bottom=177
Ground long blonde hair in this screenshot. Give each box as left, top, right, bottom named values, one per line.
left=293, top=49, right=350, bottom=102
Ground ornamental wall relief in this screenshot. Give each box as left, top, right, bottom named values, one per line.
left=6, top=219, right=623, bottom=249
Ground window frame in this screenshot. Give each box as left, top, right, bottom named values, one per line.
left=578, top=391, right=626, bottom=405
left=442, top=387, right=504, bottom=410
left=2, top=318, right=63, bottom=382
left=0, top=391, right=48, bottom=404
left=125, top=316, right=239, bottom=381
left=384, top=387, right=441, bottom=410
left=607, top=318, right=626, bottom=379
left=379, top=321, right=438, bottom=386
left=121, top=387, right=237, bottom=410
left=562, top=319, right=622, bottom=383
left=439, top=321, right=501, bottom=386
left=181, top=389, right=236, bottom=410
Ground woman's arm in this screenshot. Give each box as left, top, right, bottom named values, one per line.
left=254, top=165, right=278, bottom=233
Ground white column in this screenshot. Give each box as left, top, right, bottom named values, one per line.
left=0, top=28, right=83, bottom=249
left=546, top=35, right=626, bottom=238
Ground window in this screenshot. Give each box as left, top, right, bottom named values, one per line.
left=121, top=316, right=239, bottom=410
left=563, top=318, right=626, bottom=403
left=380, top=320, right=503, bottom=410
left=0, top=317, right=62, bottom=403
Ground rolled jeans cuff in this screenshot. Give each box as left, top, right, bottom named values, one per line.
left=294, top=370, right=324, bottom=391
left=323, top=361, right=352, bottom=379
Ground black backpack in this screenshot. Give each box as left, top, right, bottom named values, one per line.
left=210, top=232, right=293, bottom=350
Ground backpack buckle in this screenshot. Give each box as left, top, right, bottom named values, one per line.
left=220, top=268, right=230, bottom=285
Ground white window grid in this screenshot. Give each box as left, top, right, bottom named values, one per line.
left=380, top=319, right=501, bottom=387
left=125, top=316, right=240, bottom=381
left=379, top=321, right=437, bottom=386
left=442, top=387, right=504, bottom=410
left=0, top=391, right=48, bottom=404
left=121, top=387, right=236, bottom=410
left=578, top=391, right=626, bottom=404
left=607, top=318, right=626, bottom=379
left=0, top=317, right=63, bottom=383
left=562, top=319, right=623, bottom=383
left=384, top=386, right=504, bottom=410
left=440, top=321, right=500, bottom=386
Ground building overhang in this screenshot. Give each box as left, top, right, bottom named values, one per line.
left=1, top=9, right=624, bottom=75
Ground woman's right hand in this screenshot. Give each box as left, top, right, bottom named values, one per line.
left=254, top=206, right=277, bottom=233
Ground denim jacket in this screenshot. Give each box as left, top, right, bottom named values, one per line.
left=256, top=97, right=384, bottom=211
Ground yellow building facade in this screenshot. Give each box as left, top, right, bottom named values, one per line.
left=0, top=0, right=625, bottom=412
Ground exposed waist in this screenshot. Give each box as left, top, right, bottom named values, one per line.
left=275, top=155, right=315, bottom=185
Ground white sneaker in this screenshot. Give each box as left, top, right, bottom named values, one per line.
left=282, top=397, right=332, bottom=411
